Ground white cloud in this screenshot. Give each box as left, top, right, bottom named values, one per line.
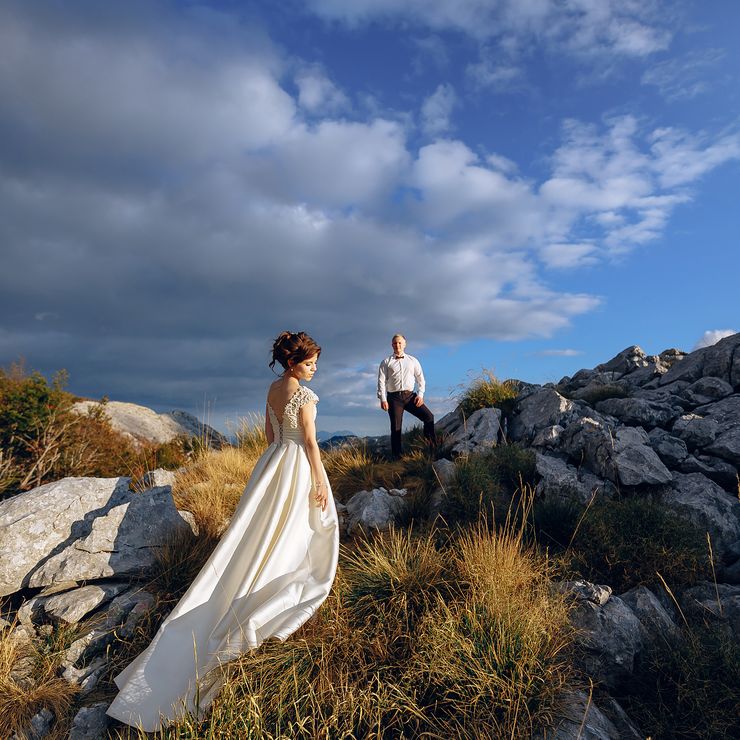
left=642, top=49, right=725, bottom=102
left=537, top=348, right=584, bottom=357
left=420, top=83, right=457, bottom=137
left=295, top=65, right=350, bottom=114
left=540, top=243, right=598, bottom=269
left=693, top=330, right=737, bottom=350
left=466, top=60, right=524, bottom=91
left=305, top=0, right=672, bottom=57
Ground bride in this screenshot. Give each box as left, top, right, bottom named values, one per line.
left=106, top=331, right=339, bottom=732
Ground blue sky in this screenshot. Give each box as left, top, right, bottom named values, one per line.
left=1, top=0, right=738, bottom=436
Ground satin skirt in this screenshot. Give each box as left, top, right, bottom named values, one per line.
left=106, top=438, right=339, bottom=732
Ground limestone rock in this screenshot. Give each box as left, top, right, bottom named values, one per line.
left=569, top=595, right=643, bottom=690
left=678, top=454, right=738, bottom=490
left=510, top=388, right=576, bottom=443
left=647, top=428, right=689, bottom=467
left=660, top=332, right=740, bottom=388
left=594, top=397, right=682, bottom=428
left=432, top=458, right=456, bottom=486
left=619, top=585, right=680, bottom=643
left=672, top=414, right=720, bottom=449
left=12, top=707, right=55, bottom=740
left=681, top=582, right=740, bottom=638
left=596, top=345, right=650, bottom=376
left=446, top=407, right=502, bottom=454
left=667, top=473, right=740, bottom=557
left=536, top=691, right=620, bottom=739
left=555, top=579, right=612, bottom=606
left=43, top=581, right=129, bottom=624
left=15, top=482, right=196, bottom=592
left=535, top=454, right=614, bottom=505
left=681, top=377, right=734, bottom=406
left=69, top=703, right=109, bottom=740
left=345, top=488, right=407, bottom=534
left=532, top=424, right=564, bottom=447
left=135, top=467, right=177, bottom=490
left=0, top=476, right=130, bottom=596
left=72, top=399, right=227, bottom=448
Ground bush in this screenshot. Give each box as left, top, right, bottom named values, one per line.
left=459, top=370, right=519, bottom=417
left=568, top=497, right=710, bottom=592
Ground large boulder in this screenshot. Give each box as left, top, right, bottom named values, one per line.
left=0, top=477, right=197, bottom=596
left=510, top=388, right=576, bottom=443
left=561, top=419, right=672, bottom=487
left=72, top=400, right=227, bottom=447
left=701, top=395, right=740, bottom=465
left=659, top=332, right=740, bottom=388
left=536, top=691, right=620, bottom=739
left=647, top=428, right=689, bottom=467
left=446, top=407, right=502, bottom=454
left=672, top=414, right=720, bottom=450
left=619, top=585, right=680, bottom=644
left=535, top=454, right=615, bottom=505
left=594, top=397, right=682, bottom=429
left=565, top=583, right=643, bottom=690
left=666, top=473, right=740, bottom=557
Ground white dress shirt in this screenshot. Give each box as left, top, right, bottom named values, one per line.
left=377, top=353, right=426, bottom=402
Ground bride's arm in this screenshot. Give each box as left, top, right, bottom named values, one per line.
left=299, top=402, right=328, bottom=510
left=265, top=403, right=275, bottom=444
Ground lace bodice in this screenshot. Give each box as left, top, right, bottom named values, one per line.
left=268, top=385, right=319, bottom=444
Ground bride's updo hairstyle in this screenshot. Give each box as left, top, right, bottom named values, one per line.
left=270, top=331, right=322, bottom=373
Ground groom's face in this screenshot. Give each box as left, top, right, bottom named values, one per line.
left=392, top=336, right=406, bottom=356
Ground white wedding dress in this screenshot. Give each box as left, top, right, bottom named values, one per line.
left=106, top=385, right=339, bottom=732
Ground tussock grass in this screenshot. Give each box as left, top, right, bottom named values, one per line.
left=172, top=444, right=265, bottom=539
left=459, top=370, right=519, bottom=417
left=0, top=619, right=80, bottom=739
left=113, top=499, right=573, bottom=738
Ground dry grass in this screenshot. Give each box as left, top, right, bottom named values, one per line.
left=0, top=619, right=80, bottom=739
left=110, top=493, right=574, bottom=739
left=459, top=370, right=520, bottom=417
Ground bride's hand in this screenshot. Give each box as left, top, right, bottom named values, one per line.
left=314, top=481, right=328, bottom=510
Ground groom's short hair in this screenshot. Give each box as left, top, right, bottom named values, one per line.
left=392, top=333, right=406, bottom=341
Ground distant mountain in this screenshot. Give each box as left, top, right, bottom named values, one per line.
left=316, top=429, right=355, bottom=443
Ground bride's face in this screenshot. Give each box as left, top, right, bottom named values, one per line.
left=290, top=354, right=318, bottom=381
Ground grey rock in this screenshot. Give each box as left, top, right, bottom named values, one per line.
left=72, top=399, right=226, bottom=448
left=667, top=473, right=740, bottom=557
left=510, top=388, right=576, bottom=443
left=555, top=579, right=612, bottom=606
left=334, top=501, right=348, bottom=538
left=344, top=488, right=407, bottom=534
left=672, top=414, right=720, bottom=449
left=596, top=345, right=650, bottom=376
left=12, top=707, right=55, bottom=740
left=432, top=458, right=456, bottom=486
left=706, top=428, right=740, bottom=466
left=532, top=424, right=564, bottom=447
left=536, top=691, right=619, bottom=739
left=135, top=467, right=177, bottom=490
left=678, top=454, right=738, bottom=489
left=682, top=377, right=734, bottom=406
left=569, top=595, right=643, bottom=689
left=446, top=407, right=502, bottom=454
left=647, top=428, right=689, bottom=467
left=69, top=703, right=109, bottom=740
left=435, top=407, right=464, bottom=436
left=535, top=454, right=615, bottom=505
left=620, top=585, right=680, bottom=643
left=594, top=397, right=682, bottom=428
left=660, top=332, right=740, bottom=388
left=65, top=588, right=154, bottom=666
left=601, top=697, right=643, bottom=740
left=20, top=482, right=196, bottom=592
left=0, top=476, right=130, bottom=596
left=720, top=558, right=740, bottom=584
left=17, top=595, right=46, bottom=627
left=611, top=427, right=673, bottom=486
left=43, top=581, right=129, bottom=624
left=63, top=657, right=107, bottom=696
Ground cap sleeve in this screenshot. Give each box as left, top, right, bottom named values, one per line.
left=300, top=387, right=319, bottom=406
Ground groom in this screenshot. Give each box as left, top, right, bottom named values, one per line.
left=377, top=334, right=436, bottom=459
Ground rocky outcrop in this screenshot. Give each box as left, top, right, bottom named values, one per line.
left=344, top=487, right=407, bottom=534
left=0, top=476, right=197, bottom=596
left=72, top=399, right=227, bottom=447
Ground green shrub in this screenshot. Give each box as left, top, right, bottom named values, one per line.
left=459, top=370, right=519, bottom=417
left=569, top=497, right=710, bottom=591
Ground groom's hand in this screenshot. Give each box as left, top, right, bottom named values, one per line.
left=414, top=395, right=423, bottom=407
left=380, top=401, right=389, bottom=411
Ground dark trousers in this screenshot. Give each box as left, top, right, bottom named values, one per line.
left=387, top=390, right=436, bottom=458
